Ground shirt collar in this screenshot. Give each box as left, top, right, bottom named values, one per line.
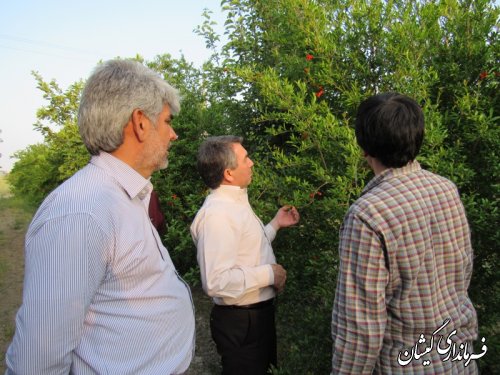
left=90, top=152, right=153, bottom=201
left=362, top=160, right=421, bottom=195
left=211, top=184, right=249, bottom=202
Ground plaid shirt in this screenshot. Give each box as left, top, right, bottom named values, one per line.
left=331, top=161, right=478, bottom=374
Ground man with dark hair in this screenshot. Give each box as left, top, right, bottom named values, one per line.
left=331, top=93, right=478, bottom=374
left=191, top=135, right=300, bottom=374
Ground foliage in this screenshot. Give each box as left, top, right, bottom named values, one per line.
left=8, top=74, right=87, bottom=206
left=0, top=195, right=35, bottom=370
left=146, top=53, right=251, bottom=277
left=8, top=0, right=500, bottom=373
left=0, top=174, right=11, bottom=198
left=209, top=0, right=499, bottom=373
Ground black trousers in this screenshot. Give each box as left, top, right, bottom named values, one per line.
left=210, top=302, right=277, bottom=375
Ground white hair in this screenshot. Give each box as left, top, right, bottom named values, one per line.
left=78, top=59, right=180, bottom=155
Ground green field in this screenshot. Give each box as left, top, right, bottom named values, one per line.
left=0, top=196, right=33, bottom=371
left=0, top=175, right=11, bottom=198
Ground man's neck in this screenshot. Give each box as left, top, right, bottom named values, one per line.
left=366, top=155, right=388, bottom=176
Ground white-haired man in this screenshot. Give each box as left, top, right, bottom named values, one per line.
left=6, top=59, right=195, bottom=374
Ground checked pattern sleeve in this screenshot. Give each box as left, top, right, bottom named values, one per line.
left=331, top=209, right=389, bottom=374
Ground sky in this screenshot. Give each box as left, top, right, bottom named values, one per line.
left=0, top=0, right=225, bottom=172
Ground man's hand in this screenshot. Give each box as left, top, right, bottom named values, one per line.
left=271, top=264, right=287, bottom=293
left=270, top=205, right=300, bottom=231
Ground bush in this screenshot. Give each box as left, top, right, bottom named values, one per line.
left=9, top=1, right=499, bottom=373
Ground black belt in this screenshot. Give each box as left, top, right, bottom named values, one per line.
left=214, top=298, right=275, bottom=310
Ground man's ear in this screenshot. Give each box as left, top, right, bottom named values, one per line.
left=130, top=109, right=148, bottom=142
left=223, top=168, right=234, bottom=183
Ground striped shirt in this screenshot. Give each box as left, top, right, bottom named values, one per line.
left=331, top=161, right=478, bottom=374
left=5, top=152, right=195, bottom=375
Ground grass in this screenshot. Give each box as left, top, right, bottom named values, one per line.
left=12, top=219, right=24, bottom=231
left=0, top=262, right=7, bottom=287
left=0, top=195, right=34, bottom=372
left=0, top=196, right=36, bottom=214
left=0, top=175, right=11, bottom=199
left=0, top=195, right=34, bottom=286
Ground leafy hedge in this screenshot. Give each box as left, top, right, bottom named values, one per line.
left=8, top=1, right=499, bottom=373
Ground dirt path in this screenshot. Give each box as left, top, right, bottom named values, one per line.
left=0, top=202, right=30, bottom=371
left=0, top=200, right=220, bottom=374
left=189, top=287, right=222, bottom=375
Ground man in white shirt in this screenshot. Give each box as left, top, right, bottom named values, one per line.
left=5, top=59, right=195, bottom=374
left=190, top=135, right=300, bottom=374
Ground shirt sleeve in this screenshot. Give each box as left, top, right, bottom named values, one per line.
left=5, top=213, right=109, bottom=374
left=194, top=211, right=273, bottom=300
left=331, top=210, right=389, bottom=374
left=264, top=223, right=277, bottom=242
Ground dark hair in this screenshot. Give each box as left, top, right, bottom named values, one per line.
left=355, top=92, right=424, bottom=168
left=197, top=135, right=243, bottom=189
